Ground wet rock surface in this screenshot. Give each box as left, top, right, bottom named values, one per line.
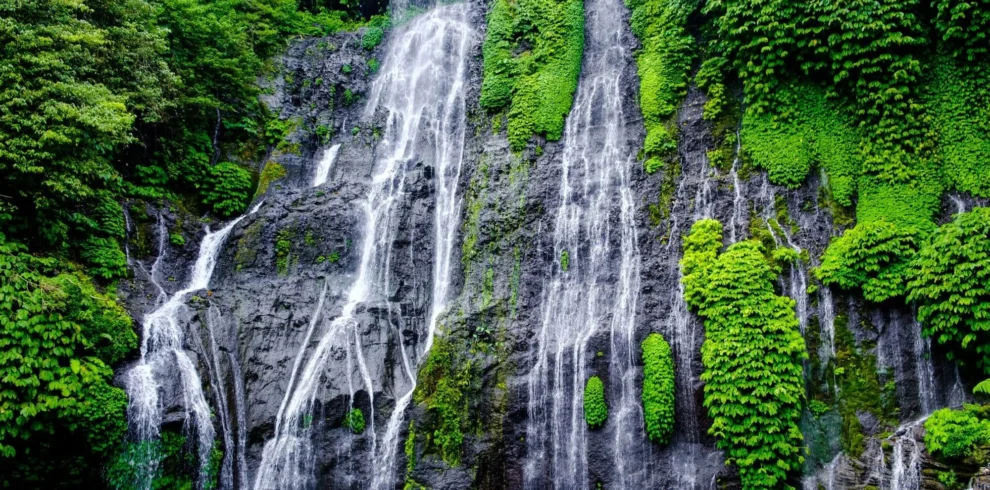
left=118, top=1, right=971, bottom=489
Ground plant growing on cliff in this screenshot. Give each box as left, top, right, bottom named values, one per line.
left=924, top=405, right=990, bottom=462
left=584, top=376, right=607, bottom=429
left=816, top=219, right=920, bottom=303
left=344, top=408, right=365, bottom=434
left=641, top=333, right=675, bottom=445
left=681, top=219, right=807, bottom=489
left=256, top=162, right=287, bottom=198
left=275, top=228, right=293, bottom=275
left=201, top=162, right=253, bottom=217
left=907, top=208, right=990, bottom=371
left=479, top=0, right=584, bottom=150
left=414, top=335, right=472, bottom=467
left=625, top=0, right=693, bottom=169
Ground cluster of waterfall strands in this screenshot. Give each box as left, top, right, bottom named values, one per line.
left=114, top=1, right=983, bottom=489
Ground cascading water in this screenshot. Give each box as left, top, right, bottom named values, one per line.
left=312, top=144, right=341, bottom=187
left=252, top=5, right=473, bottom=489
left=124, top=214, right=249, bottom=489
left=522, top=0, right=642, bottom=486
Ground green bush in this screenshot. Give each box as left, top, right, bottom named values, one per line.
left=202, top=162, right=253, bottom=217
left=681, top=219, right=807, bottom=489
left=741, top=84, right=861, bottom=204
left=924, top=405, right=990, bottom=462
left=641, top=333, right=675, bottom=445
left=479, top=0, right=584, bottom=150
left=584, top=376, right=607, bottom=429
left=907, top=208, right=990, bottom=371
left=816, top=219, right=921, bottom=303
left=344, top=408, right=366, bottom=434
left=0, top=237, right=136, bottom=484
left=625, top=0, right=693, bottom=163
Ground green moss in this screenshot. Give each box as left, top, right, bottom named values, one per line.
left=559, top=249, right=569, bottom=271
left=815, top=219, right=921, bottom=303
left=343, top=408, right=365, bottom=434
left=641, top=333, right=675, bottom=445
left=275, top=228, right=293, bottom=276
left=480, top=0, right=584, bottom=150
left=234, top=220, right=263, bottom=271
left=414, top=335, right=472, bottom=467
left=255, top=162, right=287, bottom=198
left=741, top=83, right=861, bottom=205
left=832, top=314, right=899, bottom=456
left=583, top=376, right=607, bottom=429
left=169, top=232, right=185, bottom=247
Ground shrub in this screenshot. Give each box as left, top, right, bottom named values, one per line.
left=681, top=219, right=807, bottom=489
left=344, top=408, right=365, bottom=434
left=584, top=376, right=607, bottom=429
left=907, top=208, right=990, bottom=371
left=479, top=0, right=584, bottom=150
left=816, top=219, right=920, bottom=303
left=924, top=405, right=990, bottom=462
left=202, top=162, right=252, bottom=217
left=641, top=333, right=675, bottom=445
left=560, top=250, right=570, bottom=271
left=625, top=0, right=693, bottom=162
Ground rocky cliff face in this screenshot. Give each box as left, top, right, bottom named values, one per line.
left=118, top=1, right=979, bottom=489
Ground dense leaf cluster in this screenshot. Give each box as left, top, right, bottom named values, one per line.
left=625, top=0, right=693, bottom=173
left=641, top=333, right=675, bottom=445
left=344, top=408, right=366, bottom=434
left=681, top=219, right=807, bottom=489
left=583, top=376, right=607, bottom=429
left=907, top=208, right=990, bottom=372
left=414, top=335, right=472, bottom=467
left=924, top=404, right=990, bottom=462
left=480, top=0, right=584, bottom=150
left=816, top=220, right=920, bottom=303
left=0, top=235, right=135, bottom=486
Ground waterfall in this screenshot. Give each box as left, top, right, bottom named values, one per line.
left=252, top=5, right=473, bottom=489
left=727, top=131, right=745, bottom=243
left=522, top=0, right=642, bottom=485
left=312, top=144, right=341, bottom=187
left=124, top=214, right=248, bottom=489
left=662, top=89, right=718, bottom=489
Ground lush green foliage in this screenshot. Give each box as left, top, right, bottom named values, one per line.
left=741, top=84, right=861, bottom=205
left=560, top=250, right=569, bottom=271
left=479, top=0, right=584, bottom=150
left=202, top=162, right=254, bottom=217
left=414, top=335, right=471, bottom=467
left=907, top=208, right=990, bottom=371
left=583, top=376, right=607, bottom=429
left=681, top=220, right=806, bottom=489
left=924, top=405, right=990, bottom=462
left=641, top=333, right=675, bottom=445
left=0, top=236, right=135, bottom=486
left=816, top=220, right=920, bottom=303
left=625, top=0, right=693, bottom=170
left=344, top=408, right=365, bottom=434
left=926, top=57, right=990, bottom=197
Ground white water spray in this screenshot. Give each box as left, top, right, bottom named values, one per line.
left=312, top=144, right=341, bottom=187
left=252, top=6, right=473, bottom=489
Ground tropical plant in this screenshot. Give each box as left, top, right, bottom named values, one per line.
left=584, top=376, right=607, bottom=429
left=641, top=333, right=675, bottom=445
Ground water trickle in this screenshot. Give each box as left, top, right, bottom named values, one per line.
left=522, top=0, right=642, bottom=486
left=312, top=144, right=341, bottom=187
left=950, top=194, right=967, bottom=215
left=727, top=130, right=745, bottom=244
left=252, top=6, right=474, bottom=489
left=125, top=215, right=247, bottom=489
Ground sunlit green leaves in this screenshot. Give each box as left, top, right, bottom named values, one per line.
left=641, top=333, right=675, bottom=445
left=681, top=219, right=806, bottom=490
